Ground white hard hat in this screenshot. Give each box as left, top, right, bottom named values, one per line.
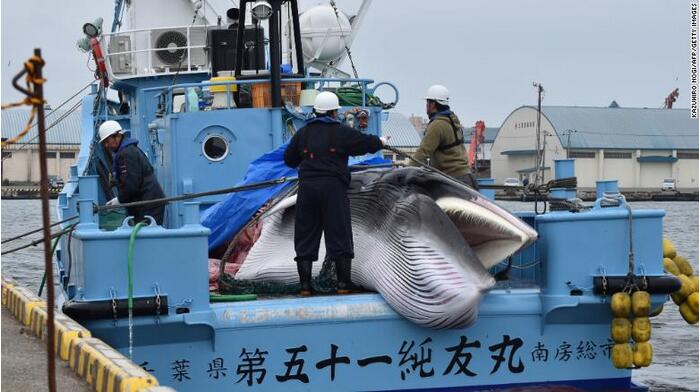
left=98, top=120, right=123, bottom=143
left=313, top=91, right=340, bottom=113
left=425, top=85, right=449, bottom=105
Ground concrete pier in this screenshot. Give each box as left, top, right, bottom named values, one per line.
left=1, top=306, right=90, bottom=391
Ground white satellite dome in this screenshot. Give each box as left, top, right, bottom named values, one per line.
left=299, top=4, right=352, bottom=64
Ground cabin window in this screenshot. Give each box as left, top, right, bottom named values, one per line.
left=60, top=152, right=75, bottom=159
left=202, top=135, right=229, bottom=162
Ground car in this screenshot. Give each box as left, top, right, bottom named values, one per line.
left=503, top=178, right=520, bottom=187
left=662, top=178, right=676, bottom=191
left=48, top=176, right=64, bottom=189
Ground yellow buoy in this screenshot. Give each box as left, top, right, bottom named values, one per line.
left=632, top=317, right=651, bottom=342
left=691, top=275, right=699, bottom=292
left=687, top=292, right=699, bottom=315
left=632, top=341, right=653, bottom=367
left=679, top=301, right=699, bottom=324
left=672, top=255, right=694, bottom=276
left=611, top=292, right=631, bottom=318
left=632, top=291, right=651, bottom=316
left=611, top=318, right=632, bottom=343
left=677, top=274, right=694, bottom=299
left=663, top=257, right=681, bottom=276
left=649, top=304, right=664, bottom=317
left=672, top=292, right=686, bottom=305
left=663, top=238, right=676, bottom=259
left=611, top=343, right=633, bottom=369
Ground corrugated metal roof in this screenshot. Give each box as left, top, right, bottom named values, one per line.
left=381, top=112, right=422, bottom=147
left=465, top=127, right=500, bottom=143
left=533, top=106, right=698, bottom=150
left=1, top=108, right=82, bottom=145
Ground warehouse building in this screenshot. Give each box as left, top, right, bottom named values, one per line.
left=381, top=112, right=423, bottom=162
left=1, top=107, right=81, bottom=184
left=491, top=105, right=698, bottom=191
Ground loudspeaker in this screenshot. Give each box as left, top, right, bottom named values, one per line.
left=208, top=27, right=265, bottom=76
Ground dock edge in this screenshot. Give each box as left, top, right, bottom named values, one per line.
left=1, top=276, right=169, bottom=392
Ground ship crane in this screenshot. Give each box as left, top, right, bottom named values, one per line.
left=664, top=87, right=679, bottom=109
left=468, top=120, right=485, bottom=172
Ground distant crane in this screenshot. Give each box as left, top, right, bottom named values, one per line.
left=664, top=88, right=679, bottom=109
left=468, top=121, right=485, bottom=173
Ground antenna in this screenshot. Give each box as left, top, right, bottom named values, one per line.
left=532, top=82, right=545, bottom=186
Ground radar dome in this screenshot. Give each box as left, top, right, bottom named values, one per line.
left=299, top=4, right=351, bottom=64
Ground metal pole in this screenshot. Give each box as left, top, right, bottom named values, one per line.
left=535, top=83, right=544, bottom=185
left=234, top=1, right=247, bottom=78
left=269, top=0, right=282, bottom=107
left=290, top=0, right=305, bottom=74
left=33, top=48, right=57, bottom=392
left=542, top=131, right=547, bottom=181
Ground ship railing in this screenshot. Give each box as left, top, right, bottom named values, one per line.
left=100, top=25, right=214, bottom=81
left=143, top=77, right=377, bottom=114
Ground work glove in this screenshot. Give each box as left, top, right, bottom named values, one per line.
left=106, top=197, right=120, bottom=206
left=379, top=136, right=391, bottom=145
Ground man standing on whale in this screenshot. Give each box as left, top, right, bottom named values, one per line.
left=284, top=91, right=387, bottom=296
left=412, top=85, right=478, bottom=189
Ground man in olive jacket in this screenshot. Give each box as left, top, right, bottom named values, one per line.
left=412, top=85, right=478, bottom=189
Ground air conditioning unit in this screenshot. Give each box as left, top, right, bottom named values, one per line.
left=151, top=28, right=207, bottom=71
left=108, top=36, right=134, bottom=74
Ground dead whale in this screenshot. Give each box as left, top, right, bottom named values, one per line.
left=231, top=167, right=538, bottom=329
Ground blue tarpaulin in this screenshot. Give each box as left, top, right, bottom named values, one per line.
left=201, top=142, right=389, bottom=251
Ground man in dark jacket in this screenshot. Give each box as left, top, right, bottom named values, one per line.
left=99, top=120, right=166, bottom=225
left=284, top=92, right=386, bottom=296
left=412, top=85, right=478, bottom=189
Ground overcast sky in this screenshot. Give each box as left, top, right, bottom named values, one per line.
left=2, top=0, right=695, bottom=126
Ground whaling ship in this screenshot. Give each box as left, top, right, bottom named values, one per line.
left=19, top=0, right=690, bottom=390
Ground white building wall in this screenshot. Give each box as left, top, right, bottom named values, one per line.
left=1, top=147, right=77, bottom=183
left=572, top=156, right=598, bottom=188
left=602, top=152, right=636, bottom=188
left=639, top=163, right=672, bottom=188
left=676, top=157, right=699, bottom=189
left=491, top=107, right=565, bottom=184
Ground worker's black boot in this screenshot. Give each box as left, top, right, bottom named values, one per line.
left=336, top=258, right=356, bottom=295
left=296, top=260, right=313, bottom=296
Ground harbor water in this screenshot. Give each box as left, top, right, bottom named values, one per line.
left=1, top=199, right=698, bottom=391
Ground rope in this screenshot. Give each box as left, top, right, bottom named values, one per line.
left=329, top=0, right=359, bottom=78
left=37, top=235, right=62, bottom=297
left=1, top=226, right=74, bottom=256
left=96, top=176, right=298, bottom=213
left=1, top=107, right=37, bottom=146
left=1, top=56, right=46, bottom=110
left=127, top=221, right=147, bottom=360
left=2, top=215, right=79, bottom=244
left=3, top=81, right=91, bottom=157
left=336, top=86, right=393, bottom=109
left=383, top=144, right=470, bottom=187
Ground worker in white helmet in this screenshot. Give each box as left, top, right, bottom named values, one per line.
left=98, top=120, right=166, bottom=225
left=412, top=85, right=478, bottom=189
left=284, top=91, right=388, bottom=296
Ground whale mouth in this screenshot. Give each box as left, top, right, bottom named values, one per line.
left=436, top=196, right=533, bottom=269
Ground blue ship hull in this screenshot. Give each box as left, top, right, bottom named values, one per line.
left=52, top=55, right=666, bottom=392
